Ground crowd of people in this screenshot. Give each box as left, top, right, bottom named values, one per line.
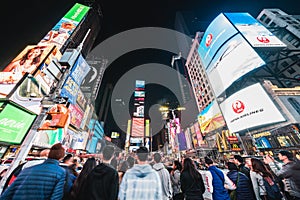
left=0, top=143, right=299, bottom=200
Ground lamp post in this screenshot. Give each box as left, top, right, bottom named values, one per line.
left=159, top=106, right=186, bottom=161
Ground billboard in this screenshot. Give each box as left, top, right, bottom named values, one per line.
left=220, top=83, right=286, bottom=133
left=184, top=128, right=193, bottom=150
left=178, top=132, right=187, bottom=151
left=194, top=122, right=204, bottom=147
left=198, top=13, right=238, bottom=69
left=131, top=117, right=144, bottom=137
left=33, top=128, right=64, bottom=148
left=225, top=13, right=286, bottom=48
left=206, top=34, right=265, bottom=97
left=0, top=45, right=55, bottom=98
left=0, top=102, right=36, bottom=144
left=38, top=3, right=90, bottom=50
left=69, top=104, right=84, bottom=128
left=198, top=100, right=226, bottom=135
left=69, top=55, right=91, bottom=85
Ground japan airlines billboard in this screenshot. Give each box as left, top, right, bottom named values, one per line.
left=224, top=13, right=286, bottom=48
left=220, top=83, right=285, bottom=133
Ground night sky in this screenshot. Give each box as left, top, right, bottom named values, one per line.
left=1, top=0, right=299, bottom=144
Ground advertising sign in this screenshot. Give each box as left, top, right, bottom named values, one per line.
left=0, top=45, right=55, bottom=98
left=69, top=104, right=84, bottom=128
left=194, top=122, right=204, bottom=147
left=178, top=132, right=187, bottom=151
left=0, top=103, right=36, bottom=144
left=131, top=117, right=144, bottom=137
left=38, top=3, right=90, bottom=50
left=134, top=91, right=145, bottom=97
left=198, top=100, right=226, bottom=135
left=198, top=13, right=238, bottom=69
left=225, top=13, right=286, bottom=48
left=60, top=76, right=79, bottom=104
left=69, top=55, right=91, bottom=85
left=135, top=80, right=145, bottom=89
left=206, top=34, right=265, bottom=97
left=220, top=83, right=286, bottom=133
left=33, top=128, right=64, bottom=148
left=184, top=128, right=193, bottom=150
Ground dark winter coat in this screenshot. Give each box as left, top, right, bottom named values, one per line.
left=180, top=170, right=205, bottom=200
left=78, top=163, right=119, bottom=200
left=227, top=170, right=255, bottom=200
left=0, top=159, right=66, bottom=200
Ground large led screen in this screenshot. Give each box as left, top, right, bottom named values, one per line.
left=225, top=13, right=286, bottom=48
left=131, top=117, right=144, bottom=137
left=0, top=45, right=55, bottom=98
left=0, top=103, right=36, bottom=144
left=38, top=3, right=90, bottom=50
left=198, top=13, right=238, bottom=69
left=206, top=34, right=265, bottom=97
left=220, top=83, right=285, bottom=133
left=198, top=100, right=226, bottom=135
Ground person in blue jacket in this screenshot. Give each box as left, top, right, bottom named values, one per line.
left=0, top=143, right=66, bottom=200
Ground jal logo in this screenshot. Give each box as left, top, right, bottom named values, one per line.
left=232, top=100, right=245, bottom=114
left=256, top=35, right=270, bottom=43
left=205, top=33, right=213, bottom=47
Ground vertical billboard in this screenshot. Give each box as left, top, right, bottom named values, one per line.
left=0, top=103, right=36, bottom=144
left=131, top=117, right=144, bottom=137
left=184, top=128, right=193, bottom=150
left=198, top=13, right=238, bottom=69
left=0, top=45, right=55, bottom=98
left=194, top=122, right=204, bottom=147
left=178, top=132, right=187, bottom=151
left=206, top=33, right=265, bottom=97
left=220, top=83, right=285, bottom=133
left=198, top=100, right=226, bottom=135
left=225, top=13, right=286, bottom=48
left=38, top=3, right=90, bottom=50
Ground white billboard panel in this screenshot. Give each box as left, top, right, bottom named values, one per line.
left=207, top=34, right=265, bottom=97
left=225, top=13, right=286, bottom=48
left=220, top=83, right=285, bottom=132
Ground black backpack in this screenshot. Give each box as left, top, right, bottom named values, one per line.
left=263, top=177, right=283, bottom=200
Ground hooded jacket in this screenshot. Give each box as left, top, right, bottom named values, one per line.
left=153, top=162, right=173, bottom=199
left=78, top=163, right=119, bottom=200
left=118, top=164, right=163, bottom=200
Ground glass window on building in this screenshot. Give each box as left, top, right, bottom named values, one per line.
left=265, top=18, right=271, bottom=24
left=281, top=61, right=289, bottom=68
left=260, top=14, right=267, bottom=21
left=287, top=67, right=296, bottom=74
left=286, top=34, right=295, bottom=42
left=270, top=22, right=276, bottom=27
left=288, top=97, right=300, bottom=115
left=272, top=10, right=281, bottom=15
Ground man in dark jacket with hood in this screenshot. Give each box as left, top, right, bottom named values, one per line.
left=78, top=145, right=119, bottom=200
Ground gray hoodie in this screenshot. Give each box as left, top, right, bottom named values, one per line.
left=153, top=163, right=173, bottom=200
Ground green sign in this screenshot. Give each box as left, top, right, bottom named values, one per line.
left=64, top=3, right=90, bottom=23
left=0, top=103, right=36, bottom=144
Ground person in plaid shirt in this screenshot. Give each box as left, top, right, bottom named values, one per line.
left=118, top=146, right=163, bottom=200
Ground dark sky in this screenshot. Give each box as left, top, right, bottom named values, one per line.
left=1, top=0, right=299, bottom=68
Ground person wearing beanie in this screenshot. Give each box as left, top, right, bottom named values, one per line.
left=1, top=143, right=66, bottom=200
left=264, top=151, right=300, bottom=199
left=204, top=157, right=236, bottom=200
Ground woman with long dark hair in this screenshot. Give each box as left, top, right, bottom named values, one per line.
left=70, top=157, right=97, bottom=200
left=180, top=157, right=205, bottom=200
left=171, top=160, right=183, bottom=200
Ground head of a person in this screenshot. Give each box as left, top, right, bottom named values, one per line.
left=233, top=155, right=244, bottom=165
left=136, top=146, right=149, bottom=162
left=21, top=46, right=44, bottom=64
left=80, top=157, right=96, bottom=177
left=62, top=154, right=74, bottom=165
left=204, top=156, right=213, bottom=166
left=278, top=150, right=293, bottom=162
left=226, top=161, right=238, bottom=171
left=173, top=160, right=182, bottom=171
left=119, top=160, right=129, bottom=173
left=126, top=155, right=135, bottom=168
left=48, top=143, right=65, bottom=160
left=102, top=145, right=115, bottom=161
left=153, top=152, right=162, bottom=163
left=251, top=158, right=271, bottom=177
left=183, top=157, right=195, bottom=170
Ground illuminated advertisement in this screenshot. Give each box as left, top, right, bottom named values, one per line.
left=60, top=76, right=80, bottom=104
left=131, top=117, right=144, bottom=137
left=80, top=104, right=90, bottom=130
left=134, top=91, right=145, bottom=97
left=225, top=13, right=286, bottom=48
left=198, top=13, right=238, bottom=69
left=70, top=55, right=91, bottom=85
left=0, top=45, right=55, bottom=98
left=206, top=34, right=265, bottom=97
left=256, top=136, right=272, bottom=149
left=194, top=122, right=204, bottom=147
left=38, top=3, right=90, bottom=50
left=198, top=100, right=226, bottom=135
left=135, top=80, right=145, bottom=89
left=69, top=104, right=84, bottom=128
left=220, top=83, right=286, bottom=133
left=33, top=128, right=64, bottom=148
left=76, top=89, right=87, bottom=110
left=39, top=104, right=70, bottom=129
left=184, top=128, right=193, bottom=150
left=0, top=103, right=36, bottom=144
left=178, top=132, right=187, bottom=151
left=190, top=125, right=199, bottom=149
